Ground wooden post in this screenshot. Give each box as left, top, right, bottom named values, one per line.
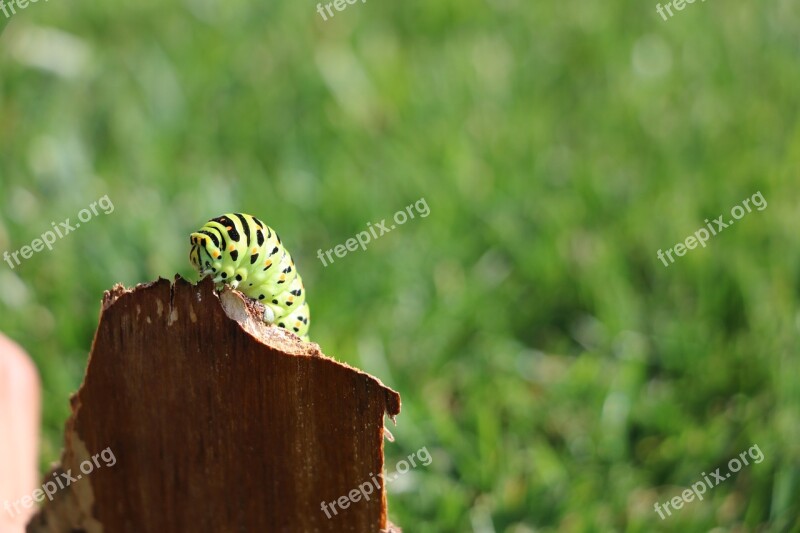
left=27, top=277, right=402, bottom=532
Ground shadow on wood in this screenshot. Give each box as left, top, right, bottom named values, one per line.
left=27, top=276, right=402, bottom=533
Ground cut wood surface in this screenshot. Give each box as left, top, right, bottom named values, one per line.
left=27, top=276, right=402, bottom=533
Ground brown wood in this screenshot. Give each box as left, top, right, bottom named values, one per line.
left=27, top=276, right=402, bottom=533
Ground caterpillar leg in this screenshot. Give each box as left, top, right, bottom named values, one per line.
left=262, top=304, right=276, bottom=324
left=259, top=302, right=309, bottom=341
left=275, top=301, right=310, bottom=341
left=260, top=301, right=289, bottom=329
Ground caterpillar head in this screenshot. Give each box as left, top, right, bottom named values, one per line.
left=189, top=232, right=222, bottom=278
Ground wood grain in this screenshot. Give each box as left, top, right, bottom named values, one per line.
left=27, top=276, right=401, bottom=533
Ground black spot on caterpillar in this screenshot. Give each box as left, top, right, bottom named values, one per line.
left=189, top=213, right=311, bottom=341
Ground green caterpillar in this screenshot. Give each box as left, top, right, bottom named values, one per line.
left=189, top=213, right=310, bottom=341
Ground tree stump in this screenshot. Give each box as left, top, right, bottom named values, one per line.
left=27, top=277, right=402, bottom=532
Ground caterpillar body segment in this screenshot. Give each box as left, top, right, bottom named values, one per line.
left=189, top=213, right=310, bottom=341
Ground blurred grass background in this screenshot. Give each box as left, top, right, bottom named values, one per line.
left=1, top=0, right=800, bottom=531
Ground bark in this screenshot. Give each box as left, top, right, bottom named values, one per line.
left=27, top=277, right=402, bottom=533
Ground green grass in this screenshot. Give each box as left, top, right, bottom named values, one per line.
left=1, top=0, right=799, bottom=531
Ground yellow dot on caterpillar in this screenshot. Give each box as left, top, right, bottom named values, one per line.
left=294, top=321, right=301, bottom=328
left=213, top=251, right=220, bottom=258
left=264, top=260, right=272, bottom=267
left=252, top=247, right=258, bottom=253
left=229, top=245, right=235, bottom=251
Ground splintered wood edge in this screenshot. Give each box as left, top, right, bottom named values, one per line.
left=100, top=275, right=401, bottom=419
left=29, top=275, right=403, bottom=532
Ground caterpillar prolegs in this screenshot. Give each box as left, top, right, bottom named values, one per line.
left=189, top=213, right=310, bottom=341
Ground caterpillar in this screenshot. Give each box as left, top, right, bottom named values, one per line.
left=189, top=213, right=310, bottom=341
